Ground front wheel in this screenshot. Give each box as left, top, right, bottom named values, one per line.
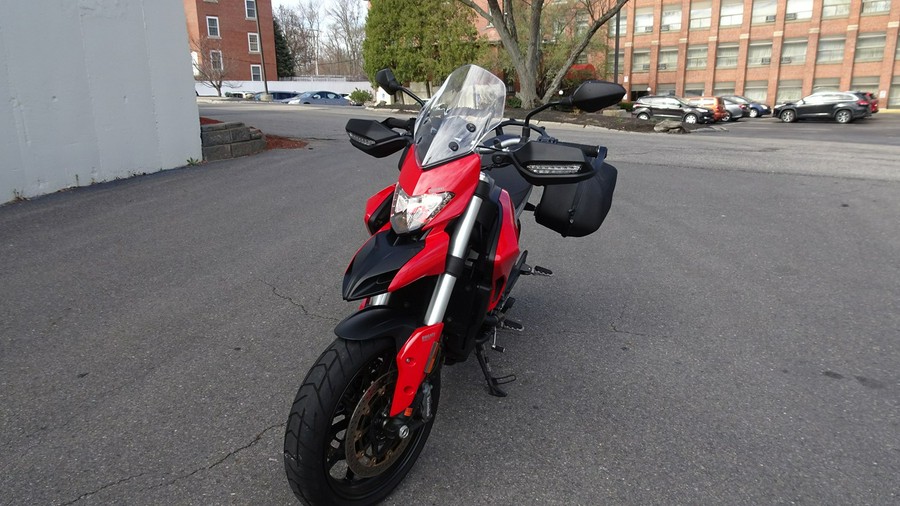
left=780, top=110, right=797, bottom=123
left=284, top=337, right=440, bottom=505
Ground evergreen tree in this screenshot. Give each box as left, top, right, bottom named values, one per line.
left=273, top=18, right=295, bottom=78
left=363, top=0, right=484, bottom=91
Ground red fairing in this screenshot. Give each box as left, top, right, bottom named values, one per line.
left=391, top=323, right=443, bottom=416
left=397, top=149, right=481, bottom=232
left=389, top=230, right=449, bottom=291
left=365, top=184, right=395, bottom=230
left=488, top=190, right=521, bottom=310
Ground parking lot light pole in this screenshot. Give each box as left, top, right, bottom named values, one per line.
left=253, top=0, right=271, bottom=101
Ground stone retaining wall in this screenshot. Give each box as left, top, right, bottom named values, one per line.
left=200, top=122, right=266, bottom=161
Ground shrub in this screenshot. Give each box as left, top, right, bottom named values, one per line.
left=506, top=95, right=523, bottom=109
left=349, top=88, right=374, bottom=105
left=618, top=101, right=634, bottom=112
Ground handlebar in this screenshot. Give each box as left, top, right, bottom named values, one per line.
left=383, top=117, right=415, bottom=131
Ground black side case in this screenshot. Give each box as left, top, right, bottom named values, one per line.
left=534, top=162, right=617, bottom=237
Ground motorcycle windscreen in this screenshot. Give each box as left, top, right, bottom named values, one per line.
left=412, top=65, right=506, bottom=168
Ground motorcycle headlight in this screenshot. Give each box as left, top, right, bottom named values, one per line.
left=390, top=186, right=453, bottom=234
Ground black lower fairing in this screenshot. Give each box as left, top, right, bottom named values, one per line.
left=341, top=230, right=425, bottom=301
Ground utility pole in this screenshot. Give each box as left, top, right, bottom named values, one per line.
left=253, top=0, right=270, bottom=100
left=613, top=10, right=620, bottom=84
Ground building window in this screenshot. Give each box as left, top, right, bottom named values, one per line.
left=246, top=0, right=257, bottom=19
left=716, top=44, right=739, bottom=68
left=609, top=12, right=627, bottom=36
left=607, top=50, right=625, bottom=75
left=861, top=0, right=891, bottom=13
left=855, top=33, right=885, bottom=62
left=686, top=46, right=708, bottom=68
left=780, top=39, right=808, bottom=64
left=690, top=1, right=711, bottom=29
left=744, top=80, right=768, bottom=103
left=812, top=77, right=840, bottom=91
left=635, top=7, right=654, bottom=34
left=251, top=64, right=262, bottom=81
left=748, top=42, right=773, bottom=66
left=632, top=51, right=651, bottom=72
left=575, top=13, right=589, bottom=36
left=714, top=82, right=735, bottom=95
left=657, top=84, right=677, bottom=95
left=248, top=32, right=260, bottom=53
left=206, top=16, right=220, bottom=38
left=210, top=50, right=223, bottom=71
left=776, top=79, right=803, bottom=103
left=816, top=38, right=845, bottom=64
left=684, top=82, right=704, bottom=96
left=658, top=49, right=678, bottom=70
left=661, top=7, right=682, bottom=31
left=889, top=77, right=900, bottom=108
left=822, top=0, right=850, bottom=17
left=751, top=0, right=777, bottom=24
left=719, top=0, right=744, bottom=27
left=785, top=0, right=813, bottom=20
left=849, top=76, right=879, bottom=93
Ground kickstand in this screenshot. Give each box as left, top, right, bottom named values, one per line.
left=474, top=341, right=516, bottom=397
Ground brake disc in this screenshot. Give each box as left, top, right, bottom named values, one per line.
left=345, top=373, right=412, bottom=477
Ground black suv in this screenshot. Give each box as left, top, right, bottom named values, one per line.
left=631, top=96, right=716, bottom=124
left=773, top=91, right=870, bottom=124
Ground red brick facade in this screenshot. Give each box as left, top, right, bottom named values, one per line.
left=184, top=0, right=277, bottom=82
left=607, top=0, right=899, bottom=106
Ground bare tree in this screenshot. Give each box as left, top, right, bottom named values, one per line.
left=190, top=36, right=237, bottom=96
left=275, top=4, right=317, bottom=75
left=322, top=0, right=366, bottom=77
left=457, top=0, right=629, bottom=107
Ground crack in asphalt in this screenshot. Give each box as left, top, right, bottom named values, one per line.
left=138, top=422, right=285, bottom=494
left=58, top=472, right=147, bottom=506
left=262, top=280, right=341, bottom=322
left=609, top=303, right=650, bottom=337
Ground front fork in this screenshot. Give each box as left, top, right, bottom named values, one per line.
left=387, top=176, right=487, bottom=417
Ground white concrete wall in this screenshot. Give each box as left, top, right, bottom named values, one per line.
left=0, top=0, right=202, bottom=202
left=196, top=80, right=376, bottom=97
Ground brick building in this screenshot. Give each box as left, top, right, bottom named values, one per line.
left=183, top=0, right=277, bottom=83
left=476, top=0, right=899, bottom=108
left=606, top=0, right=899, bottom=107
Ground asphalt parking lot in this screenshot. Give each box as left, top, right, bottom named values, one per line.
left=703, top=110, right=900, bottom=145
left=1, top=103, right=898, bottom=505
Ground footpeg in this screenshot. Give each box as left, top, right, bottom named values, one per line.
left=520, top=264, right=553, bottom=276
left=500, top=319, right=524, bottom=332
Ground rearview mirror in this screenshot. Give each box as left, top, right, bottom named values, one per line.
left=568, top=81, right=627, bottom=112
left=375, top=68, right=403, bottom=95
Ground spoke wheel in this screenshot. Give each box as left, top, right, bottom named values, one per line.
left=284, top=337, right=440, bottom=506
left=683, top=114, right=698, bottom=124
left=780, top=110, right=796, bottom=123
left=749, top=108, right=759, bottom=118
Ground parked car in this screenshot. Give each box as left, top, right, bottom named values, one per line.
left=287, top=91, right=352, bottom=106
left=850, top=91, right=879, bottom=114
left=631, top=96, right=716, bottom=124
left=773, top=91, right=870, bottom=123
left=685, top=96, right=727, bottom=122
left=721, top=95, right=771, bottom=118
left=252, top=91, right=302, bottom=102
left=721, top=97, right=749, bottom=121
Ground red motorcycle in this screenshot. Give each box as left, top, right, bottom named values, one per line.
left=283, top=64, right=625, bottom=505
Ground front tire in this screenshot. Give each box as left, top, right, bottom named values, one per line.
left=780, top=110, right=796, bottom=123
left=284, top=337, right=440, bottom=505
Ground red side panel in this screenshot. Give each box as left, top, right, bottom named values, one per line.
left=389, top=230, right=449, bottom=291
left=391, top=323, right=443, bottom=416
left=488, top=190, right=521, bottom=310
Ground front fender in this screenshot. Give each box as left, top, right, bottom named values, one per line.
left=334, top=306, right=418, bottom=350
